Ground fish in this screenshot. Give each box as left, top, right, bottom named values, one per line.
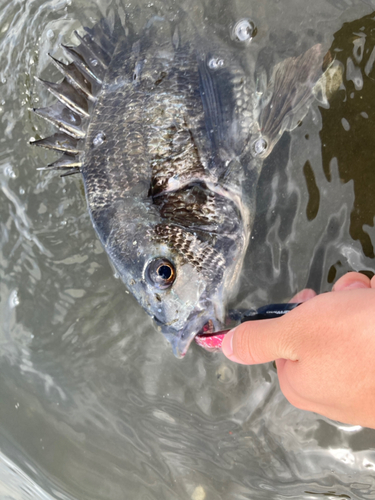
left=31, top=11, right=328, bottom=358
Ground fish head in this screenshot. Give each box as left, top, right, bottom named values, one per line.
left=106, top=194, right=247, bottom=358
left=140, top=254, right=225, bottom=359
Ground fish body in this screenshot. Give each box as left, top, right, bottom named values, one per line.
left=32, top=13, right=326, bottom=357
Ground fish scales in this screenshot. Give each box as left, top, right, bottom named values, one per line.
left=32, top=12, right=328, bottom=357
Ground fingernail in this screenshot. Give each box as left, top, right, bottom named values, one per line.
left=221, top=328, right=235, bottom=357
left=333, top=281, right=369, bottom=291
left=221, top=328, right=245, bottom=364
left=346, top=282, right=369, bottom=290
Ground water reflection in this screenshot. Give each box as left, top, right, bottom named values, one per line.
left=320, top=11, right=375, bottom=260
left=1, top=0, right=375, bottom=499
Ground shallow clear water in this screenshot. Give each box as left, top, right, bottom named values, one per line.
left=1, top=0, right=375, bottom=499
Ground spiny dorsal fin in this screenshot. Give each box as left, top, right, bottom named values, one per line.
left=37, top=153, right=82, bottom=171
left=73, top=30, right=111, bottom=68
left=62, top=44, right=104, bottom=85
left=35, top=77, right=90, bottom=117
left=48, top=55, right=95, bottom=102
left=30, top=132, right=81, bottom=154
left=60, top=168, right=81, bottom=177
left=33, top=102, right=86, bottom=138
left=84, top=22, right=115, bottom=56
left=33, top=16, right=120, bottom=178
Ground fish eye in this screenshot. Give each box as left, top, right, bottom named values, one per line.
left=146, top=258, right=176, bottom=289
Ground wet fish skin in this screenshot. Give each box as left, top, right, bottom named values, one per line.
left=77, top=17, right=258, bottom=358
left=32, top=13, right=327, bottom=358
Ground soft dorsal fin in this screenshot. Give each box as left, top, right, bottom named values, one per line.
left=255, top=44, right=327, bottom=158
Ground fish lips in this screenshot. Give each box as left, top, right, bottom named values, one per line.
left=155, top=311, right=224, bottom=359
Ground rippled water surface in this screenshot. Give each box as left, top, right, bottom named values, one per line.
left=2, top=0, right=375, bottom=498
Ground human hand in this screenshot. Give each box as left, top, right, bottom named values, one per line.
left=222, top=272, right=375, bottom=428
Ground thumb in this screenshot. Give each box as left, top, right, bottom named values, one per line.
left=221, top=314, right=300, bottom=365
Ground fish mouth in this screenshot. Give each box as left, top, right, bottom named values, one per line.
left=194, top=321, right=228, bottom=352
left=158, top=314, right=225, bottom=359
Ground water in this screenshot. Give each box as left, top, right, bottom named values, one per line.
left=1, top=0, right=375, bottom=498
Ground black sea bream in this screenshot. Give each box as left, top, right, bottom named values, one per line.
left=32, top=12, right=327, bottom=358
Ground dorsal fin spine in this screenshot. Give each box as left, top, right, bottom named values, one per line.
left=30, top=133, right=81, bottom=154
left=35, top=77, right=90, bottom=117
left=33, top=16, right=120, bottom=178
left=73, top=30, right=111, bottom=68
left=48, top=54, right=96, bottom=102
left=62, top=44, right=103, bottom=85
